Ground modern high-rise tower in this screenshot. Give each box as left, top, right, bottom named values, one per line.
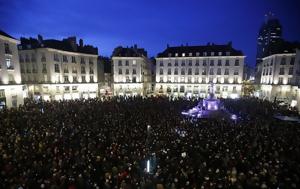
left=255, top=12, right=282, bottom=83
left=256, top=12, right=282, bottom=65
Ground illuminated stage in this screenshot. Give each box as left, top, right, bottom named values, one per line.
left=182, top=83, right=237, bottom=121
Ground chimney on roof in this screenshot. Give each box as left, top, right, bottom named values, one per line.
left=37, top=34, right=43, bottom=44
left=186, top=43, right=189, bottom=46
left=134, top=44, right=137, bottom=49
left=207, top=42, right=211, bottom=46
left=167, top=44, right=170, bottom=48
left=79, top=39, right=83, bottom=47
left=228, top=41, right=232, bottom=47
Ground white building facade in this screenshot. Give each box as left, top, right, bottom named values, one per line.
left=260, top=49, right=300, bottom=107
left=112, top=46, right=152, bottom=96
left=18, top=36, right=98, bottom=101
left=0, top=31, right=24, bottom=108
left=155, top=43, right=245, bottom=98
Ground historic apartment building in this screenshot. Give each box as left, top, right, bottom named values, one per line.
left=18, top=36, right=98, bottom=101
left=0, top=31, right=24, bottom=108
left=155, top=43, right=245, bottom=98
left=260, top=44, right=300, bottom=105
left=112, top=45, right=152, bottom=96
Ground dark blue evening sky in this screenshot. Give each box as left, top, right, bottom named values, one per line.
left=1, top=0, right=300, bottom=67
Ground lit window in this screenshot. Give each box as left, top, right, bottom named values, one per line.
left=6, top=58, right=13, bottom=69
left=132, top=60, right=137, bottom=66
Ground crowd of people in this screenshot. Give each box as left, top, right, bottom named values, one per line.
left=0, top=96, right=299, bottom=189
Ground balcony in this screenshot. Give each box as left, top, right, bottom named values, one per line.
left=7, top=66, right=14, bottom=70
left=42, top=69, right=47, bottom=73
left=72, top=70, right=78, bottom=74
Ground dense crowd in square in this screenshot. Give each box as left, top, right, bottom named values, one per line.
left=0, top=97, right=299, bottom=189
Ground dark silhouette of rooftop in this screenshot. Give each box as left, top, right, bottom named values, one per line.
left=0, top=30, right=16, bottom=40
left=112, top=45, right=147, bottom=57
left=18, top=35, right=98, bottom=55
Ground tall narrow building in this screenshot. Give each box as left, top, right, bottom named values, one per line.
left=112, top=45, right=152, bottom=96
left=255, top=13, right=282, bottom=83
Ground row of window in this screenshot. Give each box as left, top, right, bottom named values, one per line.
left=159, top=59, right=240, bottom=67
left=54, top=64, right=94, bottom=74
left=20, top=53, right=94, bottom=64
left=118, top=68, right=137, bottom=75
left=117, top=60, right=137, bottom=66
left=261, top=77, right=293, bottom=85
left=167, top=51, right=231, bottom=57
left=22, top=75, right=95, bottom=83
left=264, top=57, right=295, bottom=67
left=158, top=68, right=239, bottom=75
left=157, top=76, right=240, bottom=83
left=263, top=67, right=294, bottom=76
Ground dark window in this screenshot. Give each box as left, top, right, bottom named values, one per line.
left=174, top=60, right=178, bottom=66
left=289, top=67, right=294, bottom=75
left=218, top=60, right=222, bottom=66
left=159, top=68, right=163, bottom=75
left=235, top=59, right=239, bottom=66
left=167, top=68, right=171, bottom=75
left=181, top=60, right=185, bottom=66
left=54, top=64, right=60, bottom=73
left=174, top=68, right=178, bottom=75
left=81, top=66, right=86, bottom=74
left=225, top=60, right=230, bottom=66
left=279, top=67, right=284, bottom=75
left=290, top=57, right=295, bottom=65
left=217, top=68, right=221, bottom=75
left=210, top=60, right=214, bottom=66
left=181, top=68, right=185, bottom=75
left=280, top=57, right=286, bottom=65
left=224, top=68, right=229, bottom=75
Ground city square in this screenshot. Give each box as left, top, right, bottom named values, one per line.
left=1, top=0, right=300, bottom=188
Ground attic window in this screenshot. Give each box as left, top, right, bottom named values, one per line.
left=189, top=53, right=192, bottom=57
left=226, top=52, right=230, bottom=56
left=211, top=52, right=215, bottom=56
left=175, top=53, right=178, bottom=57
left=218, top=52, right=222, bottom=56
left=182, top=53, right=185, bottom=57
left=196, top=52, right=200, bottom=56
left=203, top=52, right=207, bottom=56
left=168, top=53, right=172, bottom=57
